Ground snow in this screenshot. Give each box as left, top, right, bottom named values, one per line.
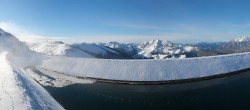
left=184, top=46, right=198, bottom=52
left=0, top=29, right=64, bottom=110
left=29, top=39, right=198, bottom=59
left=73, top=43, right=108, bottom=55
left=30, top=41, right=123, bottom=58
left=39, top=52, right=250, bottom=81
left=135, top=39, right=187, bottom=59
left=0, top=52, right=64, bottom=110
left=179, top=55, right=186, bottom=58
left=30, top=40, right=94, bottom=58
left=104, top=41, right=137, bottom=54
left=97, top=44, right=120, bottom=54
left=233, top=37, right=250, bottom=42
left=2, top=27, right=250, bottom=109
left=0, top=52, right=30, bottom=110
left=25, top=68, right=94, bottom=87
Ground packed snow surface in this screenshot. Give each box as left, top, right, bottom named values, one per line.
left=39, top=52, right=250, bottom=81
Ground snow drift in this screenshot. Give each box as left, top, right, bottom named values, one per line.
left=39, top=52, right=250, bottom=81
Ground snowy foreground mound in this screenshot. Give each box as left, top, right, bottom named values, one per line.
left=39, top=52, right=250, bottom=81
left=0, top=29, right=64, bottom=110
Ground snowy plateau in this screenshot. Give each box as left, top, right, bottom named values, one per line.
left=1, top=28, right=250, bottom=109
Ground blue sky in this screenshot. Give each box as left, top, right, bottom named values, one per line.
left=1, top=0, right=250, bottom=43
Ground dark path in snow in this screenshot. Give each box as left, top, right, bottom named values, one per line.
left=43, top=70, right=250, bottom=110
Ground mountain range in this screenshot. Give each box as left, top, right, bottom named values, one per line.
left=26, top=37, right=250, bottom=59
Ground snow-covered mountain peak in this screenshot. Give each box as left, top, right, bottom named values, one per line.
left=138, top=39, right=173, bottom=51
left=148, top=39, right=161, bottom=44
left=135, top=39, right=185, bottom=59
left=232, top=37, right=250, bottom=42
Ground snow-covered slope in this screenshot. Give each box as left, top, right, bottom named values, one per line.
left=0, top=28, right=64, bottom=110
left=104, top=41, right=137, bottom=57
left=30, top=41, right=94, bottom=58
left=30, top=41, right=133, bottom=59
left=73, top=43, right=119, bottom=55
left=73, top=43, right=128, bottom=59
left=38, top=52, right=250, bottom=81
left=0, top=52, right=31, bottom=109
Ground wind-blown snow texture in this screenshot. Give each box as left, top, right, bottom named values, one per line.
left=39, top=52, right=250, bottom=81
left=0, top=28, right=64, bottom=110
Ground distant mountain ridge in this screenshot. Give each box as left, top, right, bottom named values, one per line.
left=215, top=37, right=250, bottom=54
left=27, top=37, right=250, bottom=59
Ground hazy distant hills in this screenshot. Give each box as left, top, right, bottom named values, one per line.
left=26, top=37, right=250, bottom=59
left=196, top=37, right=250, bottom=57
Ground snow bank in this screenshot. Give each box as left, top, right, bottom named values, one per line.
left=39, top=52, right=250, bottom=81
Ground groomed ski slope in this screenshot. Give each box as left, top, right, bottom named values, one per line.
left=39, top=52, right=250, bottom=81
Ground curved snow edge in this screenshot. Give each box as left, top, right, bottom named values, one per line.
left=37, top=67, right=250, bottom=84
left=38, top=52, right=250, bottom=81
